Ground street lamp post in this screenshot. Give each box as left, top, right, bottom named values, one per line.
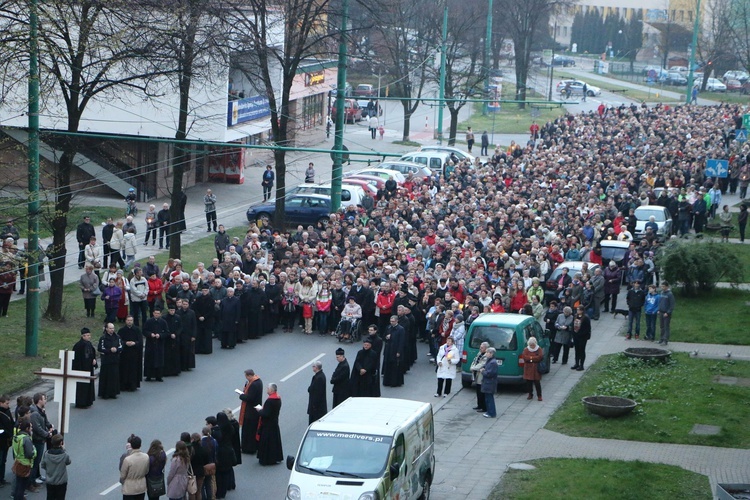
left=484, top=0, right=493, bottom=115
left=686, top=0, right=702, bottom=104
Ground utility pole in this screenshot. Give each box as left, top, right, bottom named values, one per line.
left=483, top=0, right=493, bottom=115
left=331, top=0, right=349, bottom=213
left=686, top=0, right=701, bottom=104
left=548, top=21, right=557, bottom=101
left=437, top=2, right=448, bottom=144
left=26, top=0, right=40, bottom=357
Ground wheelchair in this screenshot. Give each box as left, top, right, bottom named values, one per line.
left=336, top=317, right=361, bottom=343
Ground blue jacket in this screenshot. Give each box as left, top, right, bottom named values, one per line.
left=644, top=292, right=660, bottom=314
left=480, top=357, right=498, bottom=394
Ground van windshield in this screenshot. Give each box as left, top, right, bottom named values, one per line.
left=469, top=326, right=517, bottom=351
left=296, top=430, right=393, bottom=478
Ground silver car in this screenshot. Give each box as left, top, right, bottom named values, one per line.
left=634, top=205, right=673, bottom=242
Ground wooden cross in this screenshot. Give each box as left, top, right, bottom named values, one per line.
left=34, top=350, right=96, bottom=436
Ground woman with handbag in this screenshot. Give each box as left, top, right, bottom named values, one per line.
left=520, top=337, right=544, bottom=401
left=188, top=433, right=207, bottom=500
left=12, top=420, right=36, bottom=500
left=166, top=441, right=190, bottom=500
left=146, top=439, right=167, bottom=500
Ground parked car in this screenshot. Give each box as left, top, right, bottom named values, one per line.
left=665, top=72, right=687, bottom=86
left=556, top=80, right=601, bottom=97
left=670, top=66, right=688, bottom=74
left=377, top=160, right=433, bottom=179
left=330, top=99, right=363, bottom=123
left=349, top=168, right=406, bottom=184
left=723, top=70, right=749, bottom=83
left=343, top=174, right=386, bottom=190
left=353, top=83, right=377, bottom=97
left=337, top=178, right=377, bottom=197
left=694, top=77, right=727, bottom=92
left=246, top=194, right=331, bottom=227
left=543, top=261, right=601, bottom=305
left=551, top=55, right=576, bottom=67
left=329, top=82, right=352, bottom=97
left=725, top=79, right=743, bottom=92
left=287, top=183, right=366, bottom=208
left=633, top=205, right=673, bottom=242
left=460, top=313, right=551, bottom=388
left=418, top=145, right=475, bottom=163
left=599, top=240, right=631, bottom=269
left=399, top=151, right=452, bottom=176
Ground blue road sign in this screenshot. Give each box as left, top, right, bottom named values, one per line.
left=736, top=129, right=748, bottom=143
left=706, top=159, right=729, bottom=178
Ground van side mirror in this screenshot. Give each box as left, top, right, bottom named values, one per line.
left=286, top=455, right=295, bottom=470
left=390, top=463, right=400, bottom=479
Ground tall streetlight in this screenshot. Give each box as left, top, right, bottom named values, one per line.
left=685, top=0, right=702, bottom=103
left=483, top=0, right=493, bottom=115
left=437, top=2, right=448, bottom=143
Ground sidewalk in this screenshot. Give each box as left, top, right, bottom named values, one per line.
left=429, top=313, right=750, bottom=498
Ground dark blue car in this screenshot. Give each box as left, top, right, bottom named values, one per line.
left=246, top=194, right=332, bottom=227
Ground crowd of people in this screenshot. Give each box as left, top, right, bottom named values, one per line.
left=1, top=101, right=748, bottom=497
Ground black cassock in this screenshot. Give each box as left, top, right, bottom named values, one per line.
left=72, top=338, right=96, bottom=408
left=163, top=312, right=182, bottom=376
left=350, top=347, right=379, bottom=397
left=330, top=359, right=350, bottom=408
left=307, top=370, right=327, bottom=424
left=143, top=316, right=168, bottom=380
left=382, top=324, right=406, bottom=387
left=244, top=287, right=267, bottom=339
left=118, top=324, right=142, bottom=391
left=239, top=377, right=263, bottom=454
left=97, top=332, right=122, bottom=399
left=192, top=293, right=215, bottom=354
left=257, top=396, right=283, bottom=466
left=177, top=308, right=197, bottom=370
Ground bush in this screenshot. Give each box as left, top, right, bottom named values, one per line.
left=657, top=240, right=744, bottom=295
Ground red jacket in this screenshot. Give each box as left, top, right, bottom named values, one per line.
left=147, top=277, right=164, bottom=303
left=375, top=290, right=395, bottom=316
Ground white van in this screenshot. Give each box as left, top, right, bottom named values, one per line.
left=398, top=151, right=451, bottom=176
left=286, top=398, right=435, bottom=500
left=288, top=182, right=366, bottom=208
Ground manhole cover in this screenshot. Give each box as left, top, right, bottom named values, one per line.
left=714, top=376, right=739, bottom=386
left=690, top=424, right=721, bottom=436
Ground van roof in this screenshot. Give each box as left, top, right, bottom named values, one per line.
left=310, top=398, right=430, bottom=435
left=469, top=313, right=531, bottom=327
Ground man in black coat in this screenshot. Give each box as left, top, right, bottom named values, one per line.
left=118, top=316, right=142, bottom=392
left=101, top=218, right=114, bottom=269
left=350, top=338, right=379, bottom=397
left=214, top=225, right=230, bottom=261
left=307, top=361, right=327, bottom=424
left=330, top=348, right=350, bottom=408
left=238, top=369, right=263, bottom=454
left=220, top=287, right=241, bottom=349
left=163, top=304, right=183, bottom=376
left=76, top=215, right=95, bottom=269
left=72, top=327, right=97, bottom=408
left=192, top=284, right=215, bottom=354
left=97, top=323, right=122, bottom=399
left=177, top=298, right=197, bottom=370
left=244, top=279, right=267, bottom=339
left=157, top=203, right=171, bottom=249
left=572, top=306, right=592, bottom=371
left=382, top=315, right=406, bottom=387
left=143, top=307, right=168, bottom=381
left=360, top=281, right=376, bottom=327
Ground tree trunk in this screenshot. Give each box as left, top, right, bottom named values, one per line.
left=401, top=101, right=411, bottom=141
left=45, top=146, right=74, bottom=320
left=273, top=149, right=286, bottom=228
left=448, top=107, right=459, bottom=146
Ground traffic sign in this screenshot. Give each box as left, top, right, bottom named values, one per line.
left=706, top=159, right=729, bottom=178
left=743, top=114, right=750, bottom=130
left=737, top=129, right=748, bottom=143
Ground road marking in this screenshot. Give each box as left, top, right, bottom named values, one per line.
left=280, top=353, right=326, bottom=382
left=100, top=447, right=175, bottom=495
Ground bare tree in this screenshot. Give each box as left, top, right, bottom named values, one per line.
left=0, top=0, right=164, bottom=319
left=425, top=0, right=486, bottom=145
left=729, top=0, right=750, bottom=73
left=497, top=0, right=571, bottom=108
left=696, top=0, right=734, bottom=90
left=225, top=0, right=339, bottom=227
left=372, top=0, right=438, bottom=141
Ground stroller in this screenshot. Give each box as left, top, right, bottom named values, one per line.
left=336, top=317, right=361, bottom=343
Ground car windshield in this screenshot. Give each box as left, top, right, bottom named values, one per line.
left=469, top=325, right=517, bottom=351
left=635, top=209, right=665, bottom=222
left=296, top=430, right=393, bottom=478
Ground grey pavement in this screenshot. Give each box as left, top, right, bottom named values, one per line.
left=429, top=311, right=750, bottom=499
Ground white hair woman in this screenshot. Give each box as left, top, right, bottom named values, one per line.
left=520, top=337, right=544, bottom=401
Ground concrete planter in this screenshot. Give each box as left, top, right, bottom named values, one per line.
left=582, top=395, right=637, bottom=418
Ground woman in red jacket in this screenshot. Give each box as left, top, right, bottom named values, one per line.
left=147, top=273, right=165, bottom=316
left=510, top=281, right=528, bottom=313
left=520, top=337, right=544, bottom=401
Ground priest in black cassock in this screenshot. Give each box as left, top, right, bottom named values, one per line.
left=143, top=307, right=168, bottom=382
left=163, top=303, right=183, bottom=376
left=330, top=348, right=350, bottom=408
left=118, top=315, right=142, bottom=392
left=382, top=315, right=406, bottom=387
left=350, top=338, right=379, bottom=397
left=177, top=298, right=197, bottom=371
left=192, top=283, right=215, bottom=354
left=97, top=323, right=122, bottom=399
left=72, top=327, right=96, bottom=408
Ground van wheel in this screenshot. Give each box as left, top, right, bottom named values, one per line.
left=461, top=377, right=472, bottom=389
left=419, top=477, right=431, bottom=500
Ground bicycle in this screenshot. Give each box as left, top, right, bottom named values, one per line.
left=125, top=198, right=138, bottom=217
left=561, top=88, right=572, bottom=100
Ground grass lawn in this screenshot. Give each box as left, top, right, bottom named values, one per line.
left=458, top=102, right=564, bottom=138
left=491, top=458, right=711, bottom=500
left=3, top=203, right=123, bottom=240
left=0, top=224, right=249, bottom=394
left=553, top=70, right=680, bottom=103
left=545, top=353, right=750, bottom=448
left=668, top=288, right=750, bottom=344
left=702, top=92, right=750, bottom=105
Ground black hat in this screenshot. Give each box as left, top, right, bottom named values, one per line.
left=400, top=283, right=409, bottom=293
left=363, top=337, right=372, bottom=344
left=201, top=282, right=210, bottom=290
left=335, top=348, right=345, bottom=356
left=81, top=327, right=90, bottom=335
left=205, top=416, right=218, bottom=425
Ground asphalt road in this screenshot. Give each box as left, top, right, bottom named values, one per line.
left=51, top=331, right=442, bottom=499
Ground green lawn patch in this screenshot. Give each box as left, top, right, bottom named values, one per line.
left=669, top=288, right=750, bottom=344
left=3, top=204, right=123, bottom=240
left=545, top=353, right=750, bottom=448
left=0, top=224, right=249, bottom=393
left=458, top=102, right=564, bottom=137
left=491, top=458, right=711, bottom=500
left=703, top=92, right=750, bottom=104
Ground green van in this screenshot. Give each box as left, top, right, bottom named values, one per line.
left=461, top=313, right=551, bottom=388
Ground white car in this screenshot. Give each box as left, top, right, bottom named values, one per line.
left=418, top=145, right=475, bottom=163
left=634, top=205, right=673, bottom=242
left=723, top=70, right=749, bottom=83
left=556, top=80, right=601, bottom=97
left=349, top=168, right=406, bottom=184
left=694, top=77, right=727, bottom=92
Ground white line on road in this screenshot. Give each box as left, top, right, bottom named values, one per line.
left=100, top=447, right=175, bottom=495
left=280, top=353, right=326, bottom=382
